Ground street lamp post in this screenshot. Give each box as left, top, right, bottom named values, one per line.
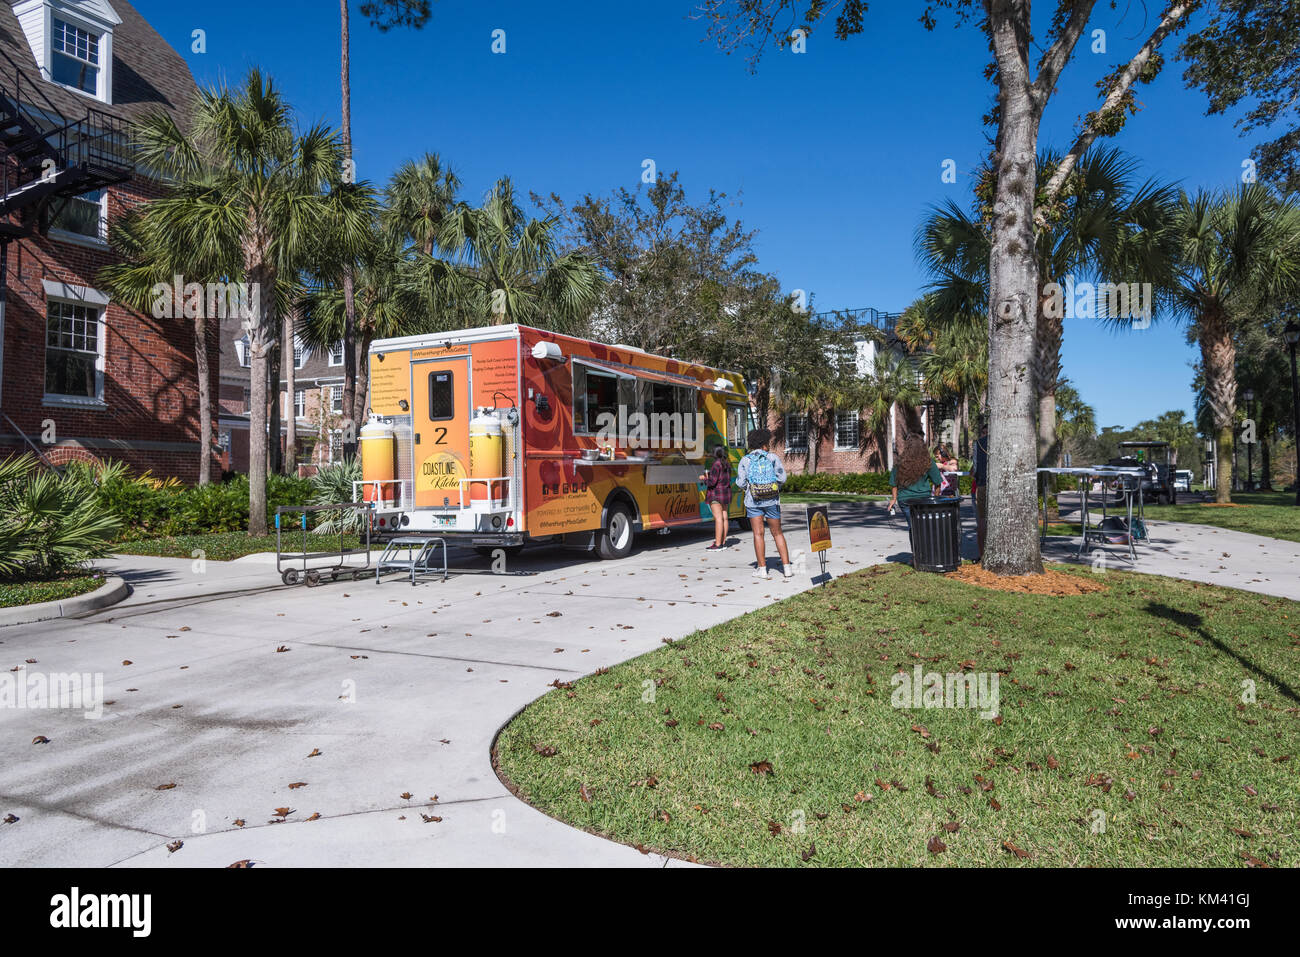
left=1286, top=320, right=1300, bottom=507
left=1243, top=388, right=1256, bottom=491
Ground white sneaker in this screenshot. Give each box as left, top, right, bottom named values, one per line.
left=752, top=566, right=769, bottom=579
left=782, top=565, right=794, bottom=579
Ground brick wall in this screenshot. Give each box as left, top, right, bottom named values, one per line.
left=0, top=176, right=220, bottom=483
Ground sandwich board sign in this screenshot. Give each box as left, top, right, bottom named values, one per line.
left=806, top=504, right=832, bottom=584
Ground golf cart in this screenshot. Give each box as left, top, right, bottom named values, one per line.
left=1108, top=440, right=1177, bottom=505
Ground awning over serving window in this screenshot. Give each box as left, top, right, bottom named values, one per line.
left=574, top=357, right=745, bottom=396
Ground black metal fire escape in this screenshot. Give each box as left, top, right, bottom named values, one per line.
left=0, top=45, right=134, bottom=423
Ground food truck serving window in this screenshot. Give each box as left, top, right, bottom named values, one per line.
left=428, top=370, right=455, bottom=420
left=574, top=363, right=634, bottom=434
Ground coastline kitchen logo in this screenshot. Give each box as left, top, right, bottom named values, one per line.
left=1043, top=274, right=1153, bottom=328
left=891, top=665, right=1000, bottom=719
left=50, top=888, right=151, bottom=937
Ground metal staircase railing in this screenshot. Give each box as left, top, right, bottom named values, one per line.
left=0, top=45, right=134, bottom=235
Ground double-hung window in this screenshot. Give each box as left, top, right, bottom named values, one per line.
left=834, top=410, right=860, bottom=450
left=45, top=299, right=104, bottom=401
left=51, top=18, right=100, bottom=96
left=784, top=414, right=809, bottom=452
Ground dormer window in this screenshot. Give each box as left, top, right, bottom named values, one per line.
left=51, top=18, right=99, bottom=95
left=13, top=0, right=121, bottom=104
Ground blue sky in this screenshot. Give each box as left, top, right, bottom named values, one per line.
left=132, top=0, right=1268, bottom=430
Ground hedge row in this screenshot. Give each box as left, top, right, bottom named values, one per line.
left=97, top=473, right=314, bottom=540
left=783, top=470, right=974, bottom=495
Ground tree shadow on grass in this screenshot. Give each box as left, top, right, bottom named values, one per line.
left=1145, top=601, right=1300, bottom=705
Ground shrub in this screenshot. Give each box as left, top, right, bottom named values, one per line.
left=783, top=469, right=974, bottom=495
left=0, top=455, right=122, bottom=580
left=309, top=458, right=365, bottom=534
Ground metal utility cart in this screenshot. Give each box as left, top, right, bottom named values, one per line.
left=374, top=536, right=449, bottom=586
left=275, top=504, right=374, bottom=586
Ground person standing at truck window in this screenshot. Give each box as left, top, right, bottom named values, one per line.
left=737, top=429, right=792, bottom=580
left=699, top=445, right=732, bottom=550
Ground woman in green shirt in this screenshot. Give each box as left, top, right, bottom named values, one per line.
left=887, top=433, right=944, bottom=524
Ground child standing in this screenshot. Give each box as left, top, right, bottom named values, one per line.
left=737, top=429, right=793, bottom=580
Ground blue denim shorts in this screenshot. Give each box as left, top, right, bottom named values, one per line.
left=746, top=503, right=782, bottom=520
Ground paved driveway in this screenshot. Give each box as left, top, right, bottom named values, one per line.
left=0, top=509, right=908, bottom=868
left=4, top=499, right=1297, bottom=867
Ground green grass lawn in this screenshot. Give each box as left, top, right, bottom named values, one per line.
left=115, top=532, right=364, bottom=562
left=495, top=563, right=1299, bottom=867
left=1143, top=492, right=1300, bottom=543
left=0, top=573, right=105, bottom=608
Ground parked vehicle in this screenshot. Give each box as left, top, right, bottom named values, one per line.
left=1109, top=440, right=1177, bottom=505
left=1174, top=469, right=1193, bottom=492
left=358, top=325, right=752, bottom=558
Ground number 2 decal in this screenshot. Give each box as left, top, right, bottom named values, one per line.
left=433, top=427, right=448, bottom=445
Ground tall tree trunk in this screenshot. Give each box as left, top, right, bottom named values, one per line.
left=339, top=0, right=359, bottom=460
left=1199, top=308, right=1236, bottom=504
left=269, top=340, right=282, bottom=475
left=1260, top=418, right=1272, bottom=490
left=351, top=331, right=372, bottom=436
left=983, top=4, right=1043, bottom=575
left=246, top=258, right=276, bottom=537
left=807, top=413, right=819, bottom=474
left=194, top=313, right=212, bottom=485
left=283, top=307, right=298, bottom=475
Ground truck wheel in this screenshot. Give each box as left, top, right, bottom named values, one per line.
left=596, top=504, right=635, bottom=560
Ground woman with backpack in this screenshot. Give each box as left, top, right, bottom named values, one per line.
left=699, top=445, right=733, bottom=550
left=737, top=428, right=793, bottom=580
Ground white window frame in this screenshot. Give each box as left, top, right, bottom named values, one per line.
left=294, top=389, right=306, bottom=419
left=43, top=294, right=107, bottom=407
left=834, top=410, right=860, bottom=451
left=330, top=386, right=344, bottom=414
left=328, top=341, right=345, bottom=367
left=293, top=337, right=307, bottom=370
left=784, top=413, right=809, bottom=452
left=235, top=336, right=251, bottom=368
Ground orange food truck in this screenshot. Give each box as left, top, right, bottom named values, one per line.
left=358, top=324, right=752, bottom=559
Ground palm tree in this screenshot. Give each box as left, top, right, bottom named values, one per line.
left=1053, top=382, right=1097, bottom=465
left=100, top=209, right=220, bottom=484
left=130, top=69, right=360, bottom=535
left=338, top=2, right=432, bottom=457
left=384, top=152, right=461, bottom=256
left=1162, top=185, right=1300, bottom=503
left=917, top=148, right=1178, bottom=471
left=427, top=178, right=603, bottom=333
left=861, top=351, right=924, bottom=471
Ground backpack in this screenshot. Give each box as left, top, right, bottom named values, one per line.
left=746, top=451, right=780, bottom=503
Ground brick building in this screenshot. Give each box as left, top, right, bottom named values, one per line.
left=279, top=332, right=348, bottom=472
left=767, top=320, right=946, bottom=475
left=0, top=0, right=213, bottom=481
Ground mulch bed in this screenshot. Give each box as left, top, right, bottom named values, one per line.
left=944, top=563, right=1108, bottom=596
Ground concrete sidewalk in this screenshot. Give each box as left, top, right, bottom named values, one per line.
left=2, top=501, right=1296, bottom=867
left=0, top=509, right=908, bottom=868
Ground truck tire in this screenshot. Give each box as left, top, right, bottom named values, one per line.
left=596, top=504, right=635, bottom=560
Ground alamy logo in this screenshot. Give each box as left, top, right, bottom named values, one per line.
left=49, top=888, right=151, bottom=937
left=890, top=665, right=1000, bottom=719
left=150, top=275, right=259, bottom=321
left=595, top=407, right=704, bottom=458
left=0, top=671, right=103, bottom=719
left=1043, top=274, right=1152, bottom=328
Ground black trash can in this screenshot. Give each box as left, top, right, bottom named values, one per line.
left=908, top=496, right=961, bottom=573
